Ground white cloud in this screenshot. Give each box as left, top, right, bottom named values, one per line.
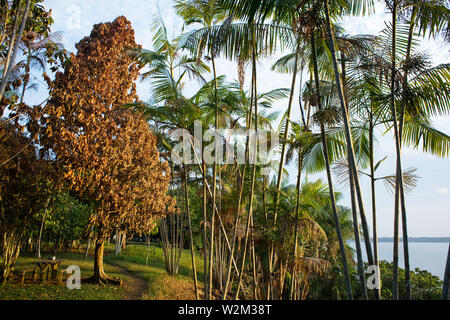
left=437, top=188, right=450, bottom=195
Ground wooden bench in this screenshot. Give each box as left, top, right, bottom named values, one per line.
left=56, top=268, right=70, bottom=285
left=19, top=267, right=39, bottom=285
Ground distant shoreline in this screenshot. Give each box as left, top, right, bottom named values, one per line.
left=349, top=237, right=450, bottom=243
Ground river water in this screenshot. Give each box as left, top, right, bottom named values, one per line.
left=348, top=241, right=449, bottom=279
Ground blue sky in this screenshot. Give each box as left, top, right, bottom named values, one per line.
left=36, top=0, right=450, bottom=237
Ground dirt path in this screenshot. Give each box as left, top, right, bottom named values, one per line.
left=110, top=263, right=148, bottom=300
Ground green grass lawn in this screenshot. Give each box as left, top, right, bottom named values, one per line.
left=105, top=243, right=205, bottom=300
left=0, top=252, right=125, bottom=300
left=0, top=243, right=204, bottom=300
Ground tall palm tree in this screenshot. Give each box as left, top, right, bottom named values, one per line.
left=176, top=0, right=229, bottom=298
left=388, top=0, right=450, bottom=299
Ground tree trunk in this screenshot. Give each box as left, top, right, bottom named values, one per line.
left=0, top=3, right=20, bottom=87
left=207, top=56, right=220, bottom=299
left=269, top=43, right=301, bottom=291
left=0, top=0, right=32, bottom=103
left=88, top=228, right=121, bottom=285
left=397, top=5, right=417, bottom=301
left=442, top=242, right=450, bottom=300
left=221, top=58, right=256, bottom=300
left=350, top=167, right=368, bottom=299
left=311, top=32, right=353, bottom=300
left=145, top=235, right=150, bottom=266
left=202, top=158, right=208, bottom=299
left=323, top=0, right=377, bottom=280
left=37, top=197, right=51, bottom=258
left=289, top=153, right=303, bottom=300
left=369, top=113, right=382, bottom=298
left=342, top=54, right=368, bottom=300
left=234, top=47, right=259, bottom=299
left=1, top=232, right=22, bottom=287
left=121, top=230, right=127, bottom=251
left=115, top=229, right=120, bottom=255
left=389, top=0, right=411, bottom=300
left=93, top=239, right=105, bottom=281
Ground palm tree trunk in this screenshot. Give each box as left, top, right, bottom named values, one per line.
left=221, top=60, right=256, bottom=300
left=342, top=53, right=368, bottom=300
left=311, top=32, right=352, bottom=300
left=250, top=211, right=258, bottom=299
left=269, top=42, right=300, bottom=296
left=234, top=44, right=259, bottom=300
left=323, top=0, right=377, bottom=292
left=183, top=164, right=199, bottom=300
left=207, top=56, right=220, bottom=299
left=390, top=0, right=411, bottom=300
left=442, top=242, right=450, bottom=300
left=1, top=3, right=20, bottom=84
left=350, top=167, right=368, bottom=299
left=289, top=153, right=303, bottom=300
left=397, top=5, right=418, bottom=300
left=0, top=0, right=32, bottom=103
left=369, top=113, right=381, bottom=298
left=202, top=158, right=208, bottom=299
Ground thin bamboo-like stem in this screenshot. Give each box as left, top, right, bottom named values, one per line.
left=442, top=243, right=450, bottom=300
left=234, top=42, right=259, bottom=300
left=397, top=6, right=417, bottom=300
left=269, top=43, right=301, bottom=292
left=323, top=0, right=376, bottom=273
left=289, top=153, right=303, bottom=300
left=311, top=31, right=352, bottom=300
left=183, top=165, right=199, bottom=300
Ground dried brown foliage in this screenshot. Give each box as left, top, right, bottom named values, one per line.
left=40, top=16, right=173, bottom=241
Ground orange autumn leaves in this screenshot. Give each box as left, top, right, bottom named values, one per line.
left=41, top=16, right=174, bottom=238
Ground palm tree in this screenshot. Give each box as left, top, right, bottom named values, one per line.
left=0, top=0, right=32, bottom=104
left=176, top=0, right=229, bottom=298
left=345, top=11, right=450, bottom=298
left=389, top=0, right=450, bottom=299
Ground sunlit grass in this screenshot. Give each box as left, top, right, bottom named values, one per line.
left=0, top=252, right=125, bottom=300
left=0, top=244, right=204, bottom=300
left=105, top=243, right=205, bottom=300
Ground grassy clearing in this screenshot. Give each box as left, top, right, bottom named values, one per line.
left=0, top=252, right=125, bottom=300
left=0, top=244, right=204, bottom=300
left=105, top=243, right=205, bottom=300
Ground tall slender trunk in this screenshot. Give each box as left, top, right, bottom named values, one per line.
left=342, top=53, right=368, bottom=300
left=323, top=0, right=378, bottom=300
left=85, top=225, right=94, bottom=259
left=250, top=211, right=258, bottom=299
left=221, top=60, right=256, bottom=300
left=369, top=113, right=382, bottom=298
left=1, top=3, right=20, bottom=83
left=350, top=168, right=368, bottom=299
left=207, top=57, right=220, bottom=299
left=269, top=42, right=300, bottom=296
left=442, top=243, right=450, bottom=300
left=311, top=32, right=353, bottom=300
left=234, top=47, right=259, bottom=300
left=145, top=235, right=150, bottom=266
left=202, top=158, right=208, bottom=299
left=0, top=0, right=32, bottom=103
left=389, top=0, right=411, bottom=300
left=289, top=153, right=303, bottom=300
left=183, top=164, right=199, bottom=300
left=37, top=197, right=51, bottom=258
left=397, top=6, right=417, bottom=300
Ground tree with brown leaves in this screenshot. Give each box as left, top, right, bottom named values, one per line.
left=40, top=16, right=173, bottom=285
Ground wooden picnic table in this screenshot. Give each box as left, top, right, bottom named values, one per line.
left=33, top=259, right=65, bottom=281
